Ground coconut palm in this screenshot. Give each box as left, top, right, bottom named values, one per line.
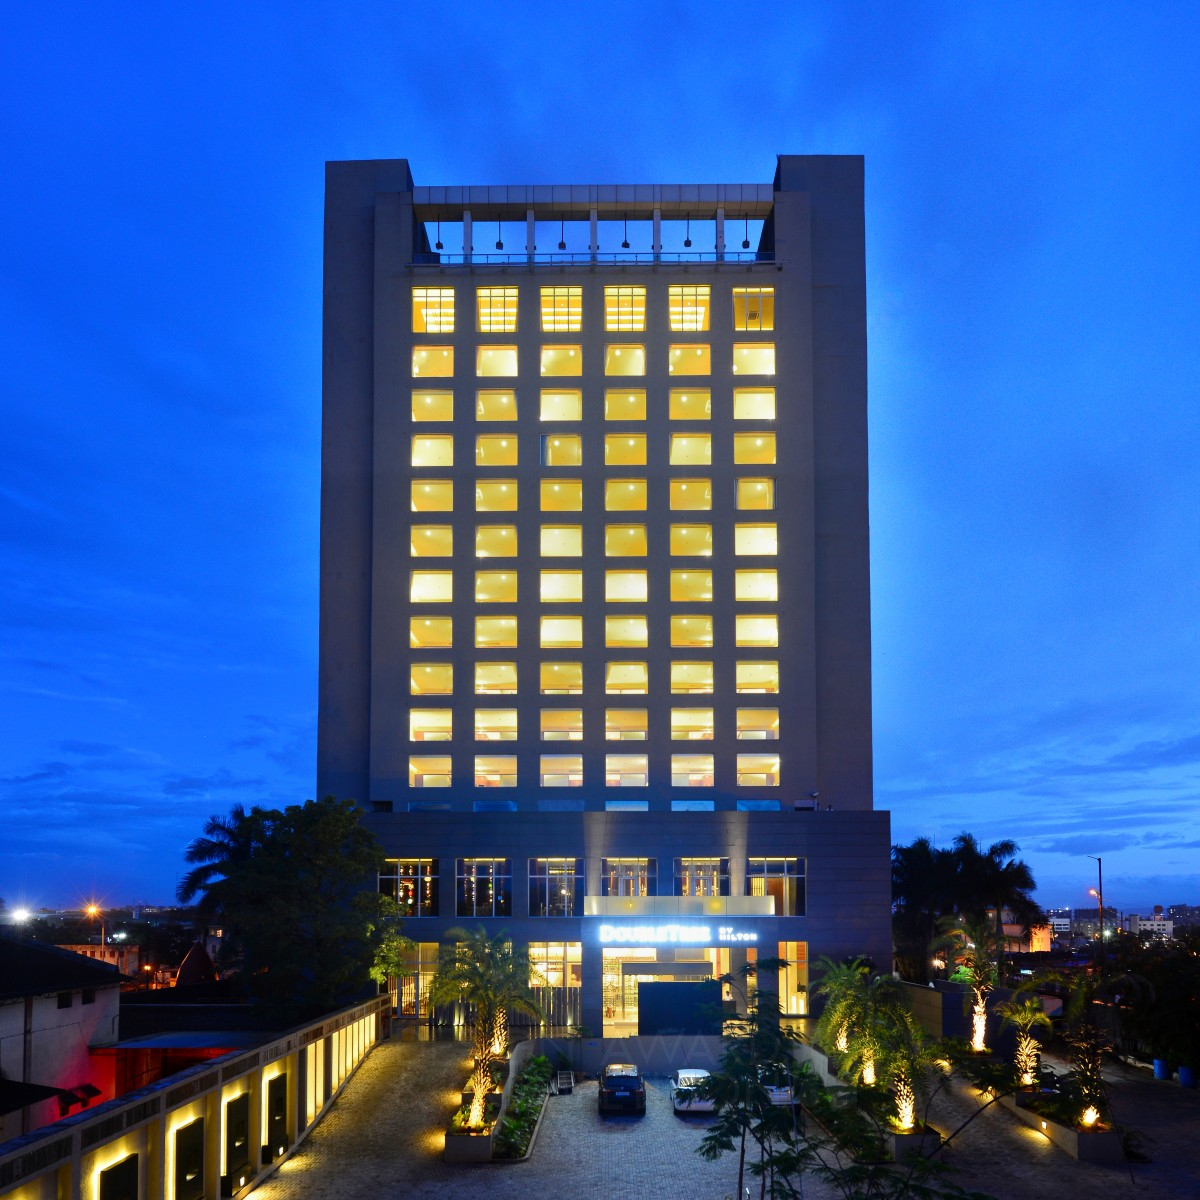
left=996, top=995, right=1052, bottom=1086
left=891, top=837, right=957, bottom=982
left=933, top=914, right=998, bottom=1052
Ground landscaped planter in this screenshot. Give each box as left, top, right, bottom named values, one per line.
left=444, top=1126, right=497, bottom=1163
left=999, top=1094, right=1123, bottom=1162
left=887, top=1126, right=941, bottom=1161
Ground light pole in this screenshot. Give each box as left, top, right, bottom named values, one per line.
left=1086, top=855, right=1104, bottom=973
left=85, top=904, right=105, bottom=956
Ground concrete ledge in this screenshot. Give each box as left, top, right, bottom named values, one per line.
left=998, top=1094, right=1123, bottom=1162
left=887, top=1127, right=941, bottom=1161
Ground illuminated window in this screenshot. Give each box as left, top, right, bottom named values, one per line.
left=541, top=345, right=582, bottom=376
left=541, top=616, right=583, bottom=648
left=668, top=344, right=711, bottom=375
left=410, top=616, right=452, bottom=648
left=411, top=389, right=453, bottom=421
left=412, top=346, right=453, bottom=377
left=456, top=858, right=512, bottom=917
left=476, top=389, right=517, bottom=420
left=735, top=523, right=778, bottom=555
left=410, top=663, right=452, bottom=695
left=670, top=524, right=712, bottom=556
left=737, top=754, right=780, bottom=786
left=605, top=479, right=647, bottom=510
left=735, top=615, right=779, bottom=647
left=410, top=525, right=452, bottom=557
left=475, top=662, right=518, bottom=695
left=736, top=661, right=779, bottom=693
left=604, top=344, right=646, bottom=376
left=670, top=615, right=713, bottom=647
left=410, top=571, right=452, bottom=603
left=670, top=569, right=713, bottom=602
left=671, top=754, right=714, bottom=787
left=541, top=710, right=582, bottom=741
left=747, top=857, right=804, bottom=916
left=412, top=287, right=455, bottom=333
left=671, top=661, right=714, bottom=694
left=476, top=435, right=517, bottom=467
left=540, top=525, right=582, bottom=556
left=476, top=286, right=518, bottom=333
left=737, top=708, right=779, bottom=740
left=668, top=479, right=712, bottom=511
left=605, top=524, right=647, bottom=556
left=605, top=433, right=647, bottom=466
left=409, top=708, right=452, bottom=741
left=605, top=661, right=648, bottom=693
left=476, top=571, right=517, bottom=603
left=475, top=525, right=517, bottom=557
left=540, top=285, right=582, bottom=332
left=412, top=435, right=453, bottom=468
left=475, top=479, right=517, bottom=511
left=671, top=708, right=714, bottom=740
left=604, top=285, right=646, bottom=331
left=476, top=346, right=518, bottom=377
left=675, top=857, right=728, bottom=895
left=475, top=616, right=517, bottom=648
left=541, top=754, right=583, bottom=786
left=605, top=389, right=646, bottom=420
left=541, top=434, right=582, bottom=466
left=606, top=756, right=648, bottom=788
left=732, top=343, right=775, bottom=375
left=605, top=570, right=648, bottom=602
left=737, top=478, right=775, bottom=510
left=541, top=479, right=582, bottom=510
left=733, top=287, right=775, bottom=331
left=540, top=570, right=583, bottom=602
left=668, top=285, right=710, bottom=331
left=605, top=615, right=648, bottom=647
left=474, top=755, right=517, bottom=787
left=669, top=388, right=711, bottom=420
left=476, top=709, right=518, bottom=741
left=602, top=858, right=655, bottom=894
left=669, top=434, right=711, bottom=465
left=606, top=709, right=648, bottom=741
left=735, top=569, right=778, bottom=602
left=541, top=389, right=582, bottom=420
left=733, top=388, right=776, bottom=420
left=409, top=756, right=451, bottom=787
left=528, top=860, right=583, bottom=917
left=411, top=480, right=453, bottom=511
left=379, top=863, right=439, bottom=918
left=734, top=432, right=777, bottom=465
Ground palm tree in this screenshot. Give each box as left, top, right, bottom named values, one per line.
left=933, top=913, right=998, bottom=1052
left=875, top=1003, right=941, bottom=1131
left=996, top=994, right=1052, bottom=1087
left=892, top=837, right=957, bottom=982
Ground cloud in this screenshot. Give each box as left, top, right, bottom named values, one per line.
left=161, top=768, right=266, bottom=797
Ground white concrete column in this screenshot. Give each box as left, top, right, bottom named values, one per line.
left=715, top=207, right=725, bottom=261
left=462, top=210, right=472, bottom=263
left=652, top=208, right=661, bottom=260
left=526, top=209, right=535, bottom=262
left=589, top=208, right=598, bottom=261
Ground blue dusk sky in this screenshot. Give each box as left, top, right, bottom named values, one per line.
left=2, top=4, right=1198, bottom=915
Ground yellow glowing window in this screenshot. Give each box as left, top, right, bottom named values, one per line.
left=733, top=388, right=776, bottom=420
left=606, top=709, right=648, bottom=741
left=605, top=570, right=648, bottom=602
left=475, top=755, right=517, bottom=787
left=605, top=433, right=647, bottom=466
left=541, top=755, right=583, bottom=787
left=737, top=708, right=779, bottom=740
left=476, top=709, right=518, bottom=741
left=540, top=286, right=582, bottom=332
left=606, top=662, right=648, bottom=694
left=475, top=571, right=517, bottom=603
left=735, top=569, right=778, bottom=602
left=476, top=286, right=518, bottom=333
left=669, top=434, right=711, bottom=465
left=476, top=346, right=518, bottom=377
left=606, top=755, right=648, bottom=787
left=735, top=524, right=778, bottom=556
left=669, top=479, right=712, bottom=510
left=409, top=756, right=451, bottom=787
left=670, top=524, right=713, bottom=556
left=541, top=570, right=583, bottom=602
left=541, top=345, right=582, bottom=376
left=732, top=343, right=775, bottom=375
left=410, top=525, right=452, bottom=557
left=476, top=525, right=517, bottom=557
left=670, top=569, right=713, bottom=602
left=410, top=571, right=452, bottom=603
left=736, top=615, right=779, bottom=647
left=605, top=524, right=647, bottom=556
left=668, top=344, right=711, bottom=375
left=476, top=435, right=517, bottom=467
left=671, top=662, right=714, bottom=694
left=411, top=480, right=453, bottom=511
left=605, top=389, right=646, bottom=420
left=410, top=616, right=452, bottom=648
left=540, top=525, right=582, bottom=556
left=605, top=615, right=648, bottom=647
left=604, top=344, right=646, bottom=376
left=412, top=435, right=453, bottom=468
left=541, top=662, right=583, bottom=694
left=475, top=616, right=517, bottom=648
left=412, top=287, right=455, bottom=333
left=604, top=286, right=646, bottom=332
left=541, top=710, right=582, bottom=741
left=733, top=287, right=775, bottom=331
left=669, top=388, right=711, bottom=420
left=670, top=615, right=713, bottom=647
left=671, top=754, right=714, bottom=786
left=476, top=389, right=517, bottom=421
left=411, top=389, right=453, bottom=421
left=669, top=285, right=710, bottom=332
left=736, top=661, right=779, bottom=693
left=605, top=479, right=647, bottom=511
left=475, top=662, right=518, bottom=695
left=541, top=390, right=582, bottom=420
left=737, top=478, right=776, bottom=510
left=541, top=434, right=582, bottom=466
left=737, top=753, right=780, bottom=786
left=410, top=708, right=452, bottom=741
left=541, top=616, right=583, bottom=648
left=671, top=708, right=714, bottom=740
left=475, top=479, right=517, bottom=511
left=412, top=346, right=453, bottom=377
left=410, top=663, right=453, bottom=695
left=734, top=432, right=777, bottom=464
left=541, top=479, right=582, bottom=510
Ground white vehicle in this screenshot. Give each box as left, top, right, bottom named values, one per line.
left=669, top=1068, right=714, bottom=1113
left=758, top=1068, right=794, bottom=1106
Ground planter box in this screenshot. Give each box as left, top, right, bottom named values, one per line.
left=998, top=1095, right=1123, bottom=1162
left=887, top=1127, right=941, bottom=1161
left=444, top=1128, right=497, bottom=1163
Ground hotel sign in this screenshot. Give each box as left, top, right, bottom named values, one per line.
left=597, top=923, right=758, bottom=945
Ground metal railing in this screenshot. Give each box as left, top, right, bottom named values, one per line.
left=412, top=249, right=773, bottom=267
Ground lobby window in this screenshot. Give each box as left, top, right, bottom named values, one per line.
left=671, top=753, right=714, bottom=786
left=675, top=857, right=728, bottom=896
left=541, top=524, right=582, bottom=556
left=670, top=569, right=712, bottom=602
left=410, top=571, right=452, bottom=603
left=604, top=344, right=646, bottom=376
left=475, top=615, right=517, bottom=648
left=732, top=287, right=774, bottom=331
left=541, top=662, right=583, bottom=694
left=605, top=661, right=648, bottom=694
left=475, top=662, right=517, bottom=695
left=737, top=753, right=781, bottom=786
left=671, top=708, right=714, bottom=740
left=409, top=755, right=451, bottom=787
left=605, top=615, right=648, bottom=647
left=669, top=388, right=711, bottom=420
left=529, top=859, right=582, bottom=918
left=412, top=287, right=455, bottom=334
left=737, top=478, right=776, bottom=510
left=474, top=755, right=517, bottom=787
left=669, top=434, right=711, bottom=466
left=541, top=285, right=582, bottom=332
left=605, top=479, right=647, bottom=511
left=541, top=389, right=582, bottom=420
left=605, top=433, right=647, bottom=466
left=412, top=435, right=453, bottom=468
left=541, top=569, right=583, bottom=602
left=477, top=286, right=518, bottom=333
left=541, top=615, right=583, bottom=648
left=410, top=616, right=452, bottom=649
left=605, top=524, right=647, bottom=557
left=601, top=858, right=656, bottom=896
left=456, top=859, right=512, bottom=917
left=668, top=285, right=710, bottom=332
left=736, top=661, right=779, bottom=693
left=475, top=570, right=518, bottom=603
left=732, top=343, right=776, bottom=376
left=528, top=940, right=583, bottom=987
left=541, top=434, right=582, bottom=467
left=604, top=285, right=646, bottom=331
left=733, top=388, right=776, bottom=420
left=411, top=526, right=452, bottom=557
left=412, top=389, right=453, bottom=421
left=670, top=615, right=713, bottom=648
left=668, top=344, right=711, bottom=375
left=476, top=434, right=517, bottom=467
left=671, top=661, right=714, bottom=694
left=669, top=479, right=712, bottom=511
left=605, top=708, right=647, bottom=741
left=670, top=524, right=712, bottom=556
left=476, top=525, right=517, bottom=558
left=410, top=663, right=452, bottom=695
left=476, top=709, right=518, bottom=741
left=476, top=389, right=517, bottom=421
left=412, top=346, right=453, bottom=377
left=735, top=523, right=778, bottom=556
left=541, top=479, right=583, bottom=510
left=476, top=480, right=517, bottom=511
left=540, top=754, right=583, bottom=786
left=412, top=480, right=453, bottom=512
left=605, top=570, right=648, bottom=602
left=476, top=346, right=518, bottom=377
left=733, top=432, right=777, bottom=464
left=409, top=709, right=451, bottom=741
left=605, top=389, right=646, bottom=420
left=734, top=569, right=778, bottom=602
left=735, top=615, right=779, bottom=647
left=747, top=858, right=805, bottom=916
left=381, top=858, right=439, bottom=917
left=737, top=707, right=779, bottom=740
left=541, top=710, right=583, bottom=741
left=541, top=345, right=582, bottom=376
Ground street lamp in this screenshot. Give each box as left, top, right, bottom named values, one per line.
left=85, top=904, right=105, bottom=954
left=1086, top=855, right=1104, bottom=973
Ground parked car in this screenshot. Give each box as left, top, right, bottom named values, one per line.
left=758, top=1066, right=794, bottom=1106
left=598, top=1063, right=646, bottom=1114
left=669, top=1068, right=714, bottom=1113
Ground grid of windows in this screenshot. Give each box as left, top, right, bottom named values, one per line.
left=529, top=858, right=582, bottom=917
left=456, top=858, right=512, bottom=916
left=747, top=858, right=805, bottom=915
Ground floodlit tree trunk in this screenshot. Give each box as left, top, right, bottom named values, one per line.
left=1015, top=1032, right=1038, bottom=1087
left=971, top=989, right=988, bottom=1053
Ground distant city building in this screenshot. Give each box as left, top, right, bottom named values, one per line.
left=1122, top=907, right=1174, bottom=940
